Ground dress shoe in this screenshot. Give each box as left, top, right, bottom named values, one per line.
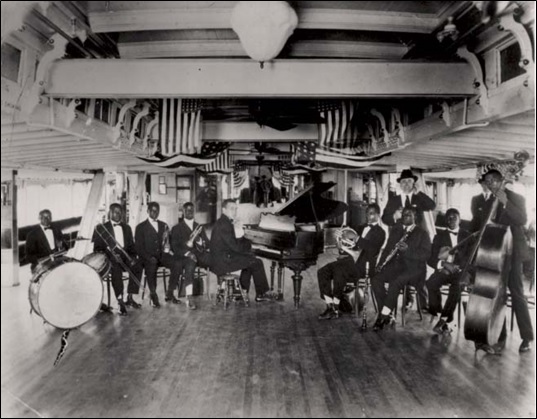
left=150, top=293, right=161, bottom=308
left=187, top=297, right=197, bottom=310
left=433, top=319, right=450, bottom=335
left=519, top=339, right=532, bottom=353
left=475, top=342, right=499, bottom=355
left=125, top=295, right=142, bottom=309
left=255, top=295, right=270, bottom=302
left=318, top=305, right=337, bottom=320
left=492, top=340, right=506, bottom=354
left=373, top=314, right=394, bottom=331
left=118, top=301, right=128, bottom=316
left=165, top=295, right=181, bottom=304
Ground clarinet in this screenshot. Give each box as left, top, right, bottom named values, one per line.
left=375, top=224, right=416, bottom=273
left=361, top=262, right=370, bottom=331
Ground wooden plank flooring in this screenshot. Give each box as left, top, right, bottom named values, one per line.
left=1, top=252, right=535, bottom=418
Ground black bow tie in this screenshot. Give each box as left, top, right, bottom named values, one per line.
left=448, top=230, right=458, bottom=235
left=44, top=226, right=52, bottom=230
left=113, top=223, right=121, bottom=227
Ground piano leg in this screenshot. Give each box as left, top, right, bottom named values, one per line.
left=270, top=262, right=276, bottom=292
left=291, top=268, right=303, bottom=309
left=277, top=262, right=284, bottom=300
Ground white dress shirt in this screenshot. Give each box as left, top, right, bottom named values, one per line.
left=41, top=225, right=55, bottom=250
left=360, top=222, right=378, bottom=238
left=148, top=218, right=159, bottom=233
left=112, top=222, right=124, bottom=247
left=184, top=218, right=195, bottom=231
left=437, top=228, right=459, bottom=270
left=400, top=192, right=414, bottom=208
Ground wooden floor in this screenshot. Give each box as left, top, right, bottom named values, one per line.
left=1, top=252, right=535, bottom=418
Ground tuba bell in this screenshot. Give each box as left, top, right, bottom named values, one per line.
left=336, top=226, right=359, bottom=253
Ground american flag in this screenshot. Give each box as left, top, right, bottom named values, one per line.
left=137, top=141, right=230, bottom=169
left=293, top=141, right=317, bottom=164
left=158, top=99, right=203, bottom=156
left=203, top=149, right=232, bottom=174
left=318, top=100, right=359, bottom=151
left=233, top=168, right=248, bottom=189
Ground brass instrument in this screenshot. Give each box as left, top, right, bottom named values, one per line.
left=336, top=226, right=359, bottom=251
left=186, top=224, right=205, bottom=252
left=93, top=224, right=141, bottom=287
left=375, top=224, right=416, bottom=273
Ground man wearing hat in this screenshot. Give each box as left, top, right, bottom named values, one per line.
left=381, top=169, right=436, bottom=310
left=382, top=169, right=436, bottom=228
left=469, top=176, right=494, bottom=232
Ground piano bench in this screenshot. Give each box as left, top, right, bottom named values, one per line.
left=215, top=272, right=249, bottom=310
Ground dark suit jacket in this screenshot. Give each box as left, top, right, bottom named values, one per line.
left=381, top=191, right=436, bottom=227
left=92, top=221, right=137, bottom=257
left=170, top=219, right=209, bottom=257
left=209, top=214, right=254, bottom=275
left=135, top=219, right=168, bottom=261
left=470, top=193, right=494, bottom=233
left=354, top=224, right=386, bottom=276
left=378, top=223, right=431, bottom=274
left=26, top=225, right=65, bottom=271
left=428, top=228, right=472, bottom=270
left=493, top=189, right=529, bottom=262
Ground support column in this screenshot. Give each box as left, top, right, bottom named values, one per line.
left=127, top=172, right=146, bottom=231
left=1, top=169, right=19, bottom=287
left=70, top=172, right=106, bottom=260
left=215, top=174, right=223, bottom=219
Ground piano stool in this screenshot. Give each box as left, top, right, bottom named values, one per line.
left=214, top=272, right=249, bottom=310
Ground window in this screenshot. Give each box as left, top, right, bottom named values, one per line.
left=176, top=175, right=193, bottom=205
left=158, top=176, right=167, bottom=195
left=500, top=41, right=526, bottom=83
left=1, top=43, right=21, bottom=83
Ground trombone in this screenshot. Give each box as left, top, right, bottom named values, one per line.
left=93, top=224, right=142, bottom=287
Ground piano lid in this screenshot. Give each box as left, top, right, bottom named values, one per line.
left=276, top=181, right=348, bottom=223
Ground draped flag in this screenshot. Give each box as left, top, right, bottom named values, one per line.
left=202, top=149, right=232, bottom=174
left=233, top=169, right=248, bottom=189
left=292, top=141, right=317, bottom=164
left=137, top=142, right=230, bottom=169
left=158, top=99, right=203, bottom=156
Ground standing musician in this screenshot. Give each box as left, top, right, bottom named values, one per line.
left=371, top=207, right=431, bottom=330
left=170, top=202, right=211, bottom=310
left=317, top=203, right=386, bottom=320
left=469, top=176, right=494, bottom=233
left=426, top=208, right=472, bottom=334
left=481, top=169, right=533, bottom=353
left=135, top=202, right=183, bottom=308
left=210, top=199, right=272, bottom=302
left=26, top=209, right=67, bottom=273
left=381, top=169, right=435, bottom=311
left=92, top=203, right=143, bottom=316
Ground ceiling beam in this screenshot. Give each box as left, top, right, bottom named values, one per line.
left=45, top=59, right=476, bottom=98
left=88, top=5, right=439, bottom=34
left=118, top=39, right=408, bottom=60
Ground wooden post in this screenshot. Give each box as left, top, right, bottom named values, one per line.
left=70, top=172, right=106, bottom=260
left=127, top=172, right=146, bottom=231
left=1, top=169, right=19, bottom=287
left=215, top=174, right=223, bottom=220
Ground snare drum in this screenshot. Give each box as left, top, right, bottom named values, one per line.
left=29, top=256, right=103, bottom=329
left=81, top=252, right=111, bottom=278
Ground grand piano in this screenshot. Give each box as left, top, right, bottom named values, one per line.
left=244, top=182, right=348, bottom=308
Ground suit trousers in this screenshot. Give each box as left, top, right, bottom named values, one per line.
left=426, top=270, right=461, bottom=322
left=317, top=256, right=360, bottom=300
left=141, top=253, right=183, bottom=296
left=109, top=253, right=143, bottom=298
left=372, top=262, right=425, bottom=312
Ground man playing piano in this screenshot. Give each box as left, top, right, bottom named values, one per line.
left=371, top=207, right=431, bottom=330
left=170, top=202, right=211, bottom=310
left=210, top=199, right=272, bottom=302
left=317, top=204, right=386, bottom=320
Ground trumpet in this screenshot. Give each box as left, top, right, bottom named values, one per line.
left=375, top=224, right=415, bottom=273
left=186, top=225, right=204, bottom=248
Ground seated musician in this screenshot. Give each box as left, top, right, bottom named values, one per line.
left=170, top=202, right=211, bottom=310
left=135, top=202, right=183, bottom=308
left=92, top=203, right=143, bottom=315
left=317, top=203, right=386, bottom=320
left=381, top=169, right=435, bottom=311
left=371, top=207, right=431, bottom=330
left=481, top=169, right=533, bottom=354
left=426, top=208, right=471, bottom=334
left=209, top=199, right=272, bottom=302
left=26, top=209, right=67, bottom=273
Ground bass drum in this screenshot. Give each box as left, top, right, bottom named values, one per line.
left=29, top=257, right=103, bottom=329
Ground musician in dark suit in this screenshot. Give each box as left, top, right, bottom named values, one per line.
left=469, top=177, right=494, bottom=232
left=483, top=169, right=533, bottom=353
left=317, top=203, right=386, bottom=320
left=92, top=203, right=143, bottom=315
left=381, top=169, right=435, bottom=311
left=371, top=207, right=431, bottom=330
left=210, top=199, right=271, bottom=302
left=426, top=208, right=472, bottom=334
left=26, top=209, right=66, bottom=273
left=135, top=202, right=183, bottom=308
left=170, top=202, right=211, bottom=310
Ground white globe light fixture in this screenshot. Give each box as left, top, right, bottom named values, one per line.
left=231, top=1, right=298, bottom=69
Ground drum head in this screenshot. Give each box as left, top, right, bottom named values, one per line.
left=38, top=261, right=103, bottom=329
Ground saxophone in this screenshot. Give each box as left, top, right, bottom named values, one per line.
left=375, top=224, right=416, bottom=273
